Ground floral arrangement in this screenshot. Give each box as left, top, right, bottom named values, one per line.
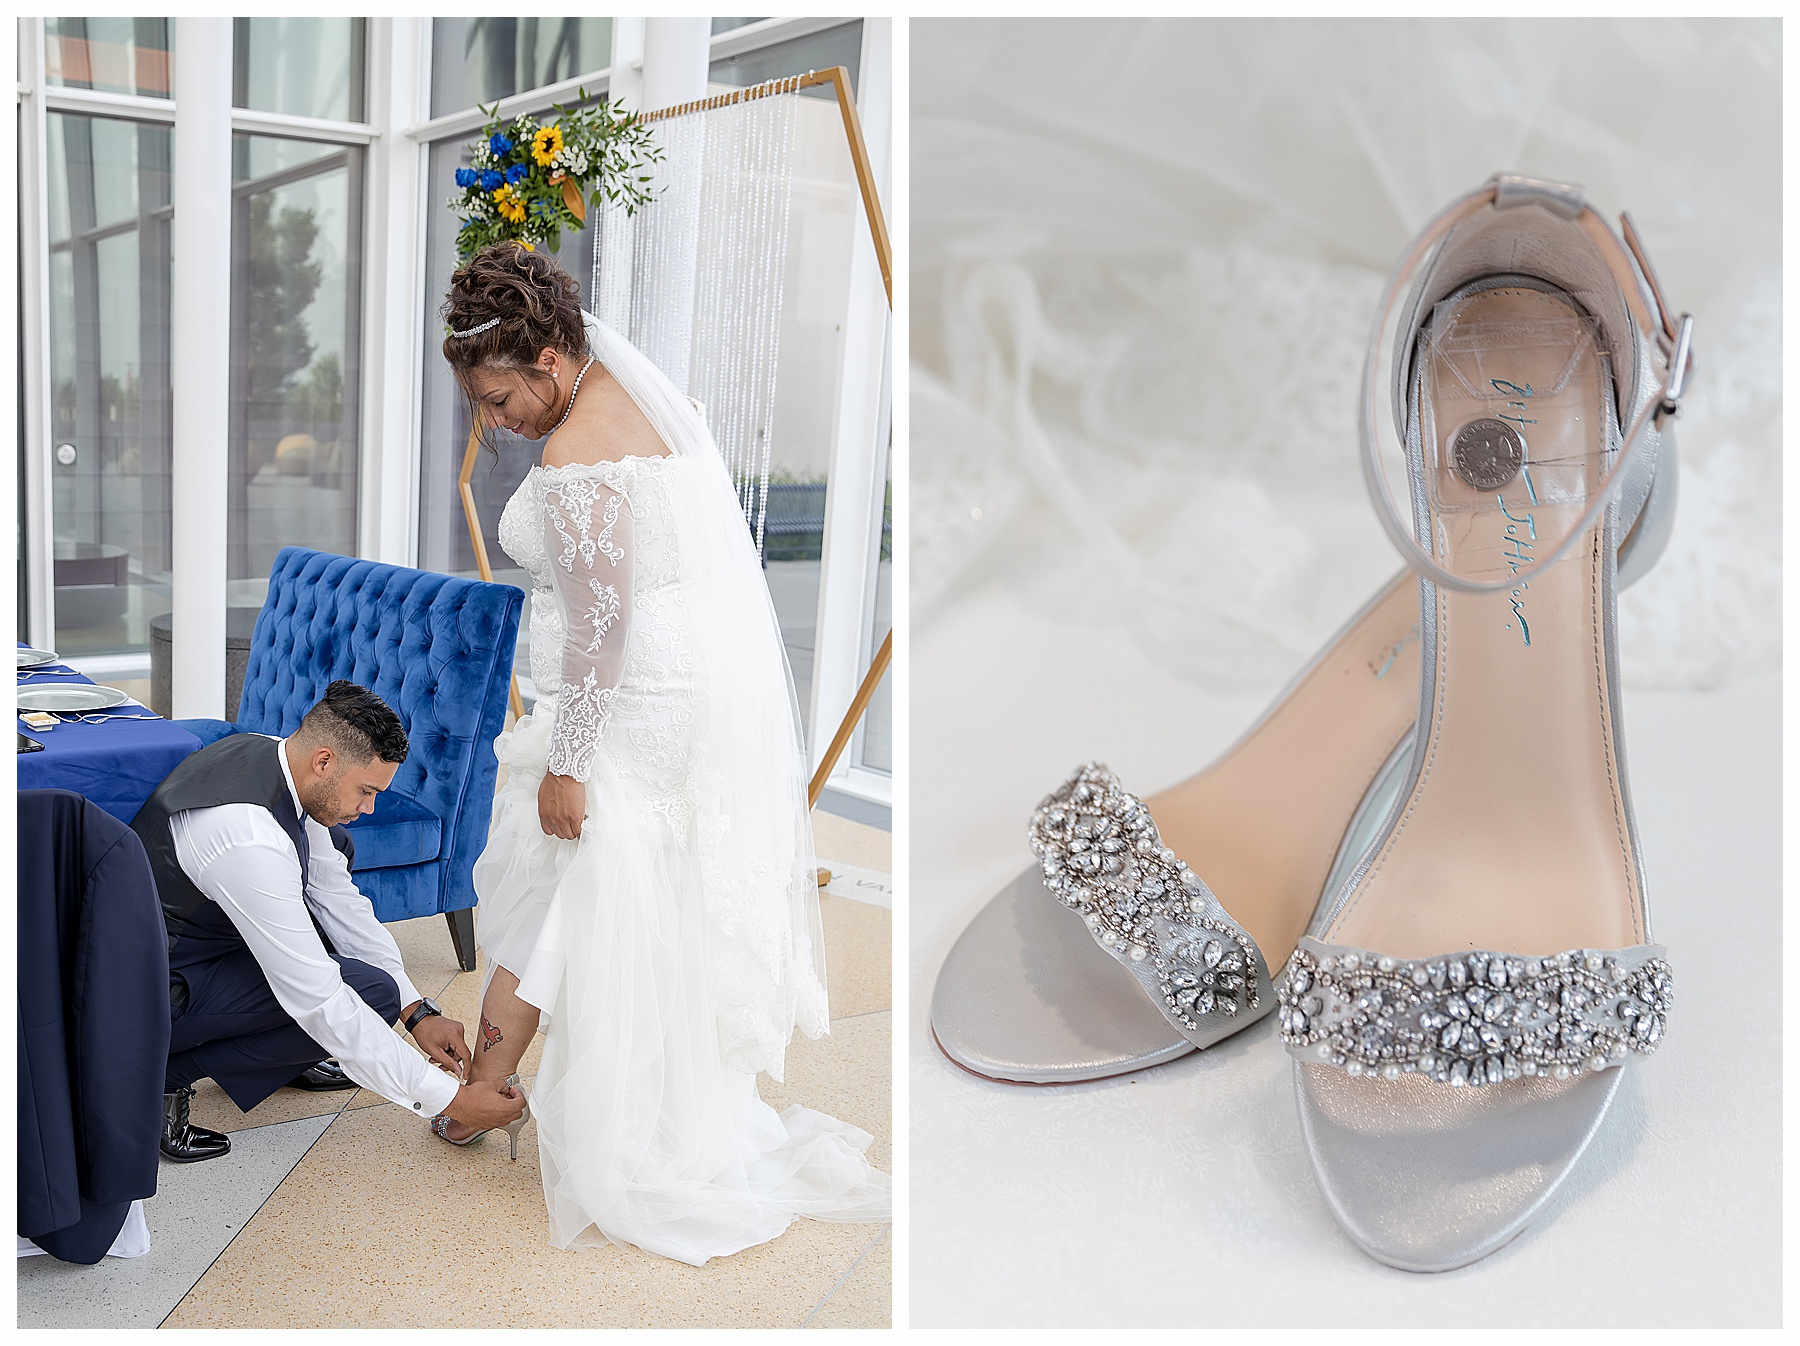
left=449, top=90, right=661, bottom=259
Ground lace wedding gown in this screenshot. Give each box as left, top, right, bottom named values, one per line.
left=474, top=422, right=889, bottom=1264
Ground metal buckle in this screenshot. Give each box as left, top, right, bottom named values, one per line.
left=1618, top=212, right=1691, bottom=424
left=1658, top=313, right=1694, bottom=421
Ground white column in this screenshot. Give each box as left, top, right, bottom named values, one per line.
left=17, top=18, right=56, bottom=649
left=169, top=19, right=234, bottom=718
left=810, top=20, right=893, bottom=797
left=358, top=17, right=430, bottom=567
left=610, top=18, right=647, bottom=112
left=640, top=17, right=711, bottom=110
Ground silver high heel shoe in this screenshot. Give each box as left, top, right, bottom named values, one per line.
left=1278, top=174, right=1689, bottom=1272
left=430, top=1074, right=532, bottom=1160
left=500, top=1073, right=531, bottom=1162
left=928, top=211, right=1679, bottom=1085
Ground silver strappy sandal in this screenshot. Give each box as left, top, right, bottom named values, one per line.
left=929, top=174, right=1680, bottom=1090
left=430, top=1073, right=532, bottom=1161
left=1280, top=174, right=1689, bottom=1272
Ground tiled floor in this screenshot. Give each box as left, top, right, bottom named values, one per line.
left=20, top=813, right=893, bottom=1329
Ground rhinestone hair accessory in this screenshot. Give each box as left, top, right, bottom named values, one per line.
left=1028, top=762, right=1269, bottom=1042
left=450, top=317, right=502, bottom=339
left=1279, top=939, right=1673, bottom=1085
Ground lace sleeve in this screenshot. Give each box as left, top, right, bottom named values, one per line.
left=542, top=472, right=634, bottom=782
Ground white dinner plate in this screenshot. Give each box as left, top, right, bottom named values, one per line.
left=16, top=684, right=131, bottom=712
left=16, top=648, right=60, bottom=669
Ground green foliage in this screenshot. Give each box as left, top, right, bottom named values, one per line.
left=450, top=88, right=663, bottom=263
left=291, top=351, right=344, bottom=433
left=245, top=194, right=322, bottom=417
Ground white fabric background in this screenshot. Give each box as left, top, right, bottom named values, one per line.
left=912, top=17, right=1778, bottom=692
left=909, top=17, right=1780, bottom=1326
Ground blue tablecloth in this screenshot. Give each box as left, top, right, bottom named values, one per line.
left=17, top=656, right=201, bottom=825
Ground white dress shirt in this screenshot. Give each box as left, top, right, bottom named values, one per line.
left=168, top=737, right=459, bottom=1119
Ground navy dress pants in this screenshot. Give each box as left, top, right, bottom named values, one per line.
left=164, top=948, right=401, bottom=1111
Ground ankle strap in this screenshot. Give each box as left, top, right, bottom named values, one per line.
left=1359, top=175, right=1693, bottom=595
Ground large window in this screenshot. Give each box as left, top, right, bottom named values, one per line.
left=430, top=18, right=613, bottom=117
left=28, top=20, right=372, bottom=658
left=228, top=134, right=365, bottom=590
left=45, top=18, right=171, bottom=99
left=44, top=110, right=174, bottom=658
left=233, top=19, right=366, bottom=123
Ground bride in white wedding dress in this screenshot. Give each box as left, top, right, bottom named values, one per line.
left=436, top=243, right=890, bottom=1265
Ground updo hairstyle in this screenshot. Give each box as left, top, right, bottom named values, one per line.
left=441, top=242, right=590, bottom=444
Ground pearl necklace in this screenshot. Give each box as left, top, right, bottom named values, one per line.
left=547, top=357, right=595, bottom=436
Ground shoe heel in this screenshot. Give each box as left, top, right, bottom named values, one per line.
left=503, top=1073, right=531, bottom=1161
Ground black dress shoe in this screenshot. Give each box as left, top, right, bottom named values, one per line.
left=288, top=1059, right=359, bottom=1092
left=161, top=1087, right=231, bottom=1163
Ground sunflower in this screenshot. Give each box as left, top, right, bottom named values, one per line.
left=492, top=185, right=526, bottom=223
left=531, top=124, right=564, bottom=167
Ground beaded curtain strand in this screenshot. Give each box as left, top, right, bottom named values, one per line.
left=593, top=76, right=800, bottom=555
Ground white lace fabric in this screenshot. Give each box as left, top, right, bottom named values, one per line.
left=477, top=315, right=886, bottom=1264
left=541, top=466, right=634, bottom=781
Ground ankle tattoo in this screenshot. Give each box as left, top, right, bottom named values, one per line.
left=481, top=1016, right=504, bottom=1052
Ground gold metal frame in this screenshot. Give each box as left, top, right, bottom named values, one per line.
left=456, top=66, right=892, bottom=804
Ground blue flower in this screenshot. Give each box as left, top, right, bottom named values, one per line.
left=455, top=166, right=477, bottom=188
left=479, top=169, right=503, bottom=192
left=505, top=162, right=528, bottom=186
left=489, top=133, right=514, bottom=157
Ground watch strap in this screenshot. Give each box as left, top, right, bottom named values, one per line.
left=403, top=999, right=441, bottom=1034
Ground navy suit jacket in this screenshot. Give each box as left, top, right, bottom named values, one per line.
left=18, top=789, right=170, bottom=1262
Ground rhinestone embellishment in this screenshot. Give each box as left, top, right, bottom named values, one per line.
left=1028, top=763, right=1264, bottom=1035
left=1278, top=940, right=1673, bottom=1085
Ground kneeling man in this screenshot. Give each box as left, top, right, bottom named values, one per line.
left=132, top=680, right=523, bottom=1160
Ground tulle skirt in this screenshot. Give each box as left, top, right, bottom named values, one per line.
left=472, top=706, right=891, bottom=1265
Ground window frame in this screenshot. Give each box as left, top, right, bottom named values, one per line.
left=18, top=14, right=892, bottom=804
left=17, top=15, right=389, bottom=671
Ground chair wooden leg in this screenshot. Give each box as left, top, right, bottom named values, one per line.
left=445, top=907, right=478, bottom=973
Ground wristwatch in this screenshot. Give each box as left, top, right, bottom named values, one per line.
left=403, top=997, right=443, bottom=1035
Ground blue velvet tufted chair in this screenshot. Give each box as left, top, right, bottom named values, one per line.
left=180, top=547, right=523, bottom=970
